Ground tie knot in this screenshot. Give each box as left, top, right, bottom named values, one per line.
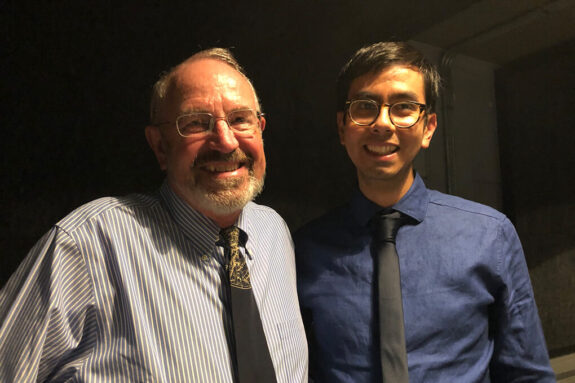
left=220, top=226, right=240, bottom=248
left=371, top=211, right=407, bottom=243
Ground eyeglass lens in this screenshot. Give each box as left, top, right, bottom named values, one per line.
left=177, top=109, right=259, bottom=137
left=349, top=100, right=421, bottom=128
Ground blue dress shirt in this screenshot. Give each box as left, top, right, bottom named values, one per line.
left=0, top=181, right=308, bottom=382
left=295, top=173, right=554, bottom=382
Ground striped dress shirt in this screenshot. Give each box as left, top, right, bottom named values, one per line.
left=0, top=182, right=308, bottom=382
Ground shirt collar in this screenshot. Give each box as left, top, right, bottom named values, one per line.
left=350, top=171, right=429, bottom=227
left=159, top=181, right=221, bottom=256
left=235, top=204, right=256, bottom=259
left=159, top=180, right=256, bottom=257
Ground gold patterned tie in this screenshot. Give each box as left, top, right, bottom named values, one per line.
left=223, top=226, right=251, bottom=289
left=219, top=226, right=277, bottom=383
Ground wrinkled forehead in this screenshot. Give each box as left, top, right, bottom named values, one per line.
left=169, top=59, right=258, bottom=107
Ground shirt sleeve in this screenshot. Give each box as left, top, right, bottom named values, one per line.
left=489, top=218, right=556, bottom=382
left=0, top=226, right=97, bottom=382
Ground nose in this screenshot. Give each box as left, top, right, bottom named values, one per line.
left=210, top=118, right=239, bottom=152
left=372, top=105, right=394, bottom=134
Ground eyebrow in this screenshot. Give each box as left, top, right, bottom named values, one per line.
left=180, top=108, right=209, bottom=114
left=180, top=106, right=255, bottom=115
left=353, top=91, right=423, bottom=103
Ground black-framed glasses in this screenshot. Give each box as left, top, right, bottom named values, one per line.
left=345, top=99, right=427, bottom=129
left=155, top=108, right=264, bottom=137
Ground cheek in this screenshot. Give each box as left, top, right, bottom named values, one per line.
left=255, top=156, right=266, bottom=177
left=399, top=133, right=426, bottom=158
left=341, top=129, right=363, bottom=153
left=341, top=134, right=366, bottom=169
left=166, top=140, right=201, bottom=167
left=242, top=138, right=266, bottom=173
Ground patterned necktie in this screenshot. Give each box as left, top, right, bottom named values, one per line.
left=219, top=226, right=277, bottom=383
left=371, top=211, right=410, bottom=383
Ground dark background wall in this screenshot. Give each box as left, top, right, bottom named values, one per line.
left=496, top=39, right=575, bottom=357
left=1, top=0, right=476, bottom=281
left=1, top=0, right=573, bottom=358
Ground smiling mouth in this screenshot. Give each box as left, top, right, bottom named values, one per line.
left=194, top=149, right=252, bottom=173
left=202, top=162, right=245, bottom=173
left=365, top=144, right=398, bottom=156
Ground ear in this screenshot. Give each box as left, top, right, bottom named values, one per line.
left=337, top=111, right=345, bottom=145
left=421, top=113, right=437, bottom=149
left=259, top=115, right=266, bottom=132
left=145, top=125, right=168, bottom=170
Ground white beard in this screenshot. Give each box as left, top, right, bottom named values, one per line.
left=189, top=173, right=265, bottom=215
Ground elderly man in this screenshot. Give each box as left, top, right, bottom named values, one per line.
left=0, top=48, right=308, bottom=382
left=295, top=42, right=554, bottom=382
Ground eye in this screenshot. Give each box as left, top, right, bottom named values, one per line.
left=391, top=102, right=419, bottom=116
left=355, top=100, right=378, bottom=111
left=178, top=113, right=211, bottom=134
left=228, top=110, right=257, bottom=131
left=229, top=114, right=248, bottom=124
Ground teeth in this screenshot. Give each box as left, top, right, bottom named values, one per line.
left=366, top=144, right=397, bottom=155
left=204, top=163, right=241, bottom=172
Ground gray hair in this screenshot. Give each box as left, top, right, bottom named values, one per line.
left=149, top=48, right=261, bottom=124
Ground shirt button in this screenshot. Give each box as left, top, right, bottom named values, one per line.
left=201, top=254, right=209, bottom=263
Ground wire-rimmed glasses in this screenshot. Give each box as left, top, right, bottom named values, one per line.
left=156, top=108, right=264, bottom=137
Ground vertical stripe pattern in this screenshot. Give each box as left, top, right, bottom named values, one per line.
left=0, top=182, right=308, bottom=382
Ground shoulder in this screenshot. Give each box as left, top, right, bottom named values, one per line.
left=424, top=190, right=520, bottom=247
left=427, top=189, right=507, bottom=222
left=241, top=202, right=296, bottom=257
left=243, top=201, right=288, bottom=230
left=242, top=201, right=292, bottom=237
left=56, top=191, right=162, bottom=234
left=244, top=201, right=285, bottom=221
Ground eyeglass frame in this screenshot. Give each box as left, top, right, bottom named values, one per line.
left=153, top=108, right=265, bottom=138
left=344, top=99, right=427, bottom=129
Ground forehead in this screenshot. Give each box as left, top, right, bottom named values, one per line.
left=348, top=65, right=425, bottom=101
left=169, top=58, right=257, bottom=108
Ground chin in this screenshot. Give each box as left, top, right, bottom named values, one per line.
left=193, top=175, right=265, bottom=216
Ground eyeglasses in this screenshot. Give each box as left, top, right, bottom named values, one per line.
left=345, top=99, right=427, bottom=129
left=155, top=108, right=264, bottom=137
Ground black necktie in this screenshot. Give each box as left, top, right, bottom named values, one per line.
left=371, top=211, right=410, bottom=383
left=219, top=226, right=277, bottom=383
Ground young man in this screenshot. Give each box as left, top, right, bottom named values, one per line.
left=0, top=48, right=308, bottom=382
left=295, top=42, right=554, bottom=382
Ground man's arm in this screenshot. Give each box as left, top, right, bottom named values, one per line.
left=489, top=218, right=556, bottom=382
left=0, top=227, right=96, bottom=382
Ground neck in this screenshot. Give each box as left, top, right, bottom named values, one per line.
left=358, top=169, right=415, bottom=208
